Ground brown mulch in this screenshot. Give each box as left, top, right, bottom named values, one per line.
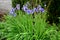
left=0, top=9, right=7, bottom=21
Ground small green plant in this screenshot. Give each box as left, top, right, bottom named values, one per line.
left=0, top=11, right=60, bottom=40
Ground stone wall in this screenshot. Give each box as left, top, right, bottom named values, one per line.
left=0, top=0, right=12, bottom=11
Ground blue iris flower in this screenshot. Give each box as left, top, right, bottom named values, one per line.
left=26, top=9, right=33, bottom=14
left=16, top=4, right=20, bottom=10
left=9, top=8, right=16, bottom=17
left=39, top=7, right=45, bottom=12
left=22, top=4, right=45, bottom=14
left=35, top=8, right=39, bottom=12
left=32, top=8, right=39, bottom=13
left=22, top=5, right=28, bottom=12
left=10, top=8, right=15, bottom=14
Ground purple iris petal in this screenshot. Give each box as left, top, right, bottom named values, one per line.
left=16, top=4, right=20, bottom=10
left=35, top=8, right=39, bottom=12
left=33, top=8, right=38, bottom=13
left=22, top=5, right=28, bottom=11
left=26, top=9, right=32, bottom=14
left=39, top=7, right=45, bottom=12
left=10, top=8, right=16, bottom=14
left=10, top=11, right=14, bottom=14
left=11, top=8, right=16, bottom=12
left=9, top=8, right=16, bottom=17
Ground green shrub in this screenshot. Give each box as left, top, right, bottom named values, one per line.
left=0, top=10, right=60, bottom=40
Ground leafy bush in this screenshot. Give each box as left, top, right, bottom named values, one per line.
left=0, top=10, right=60, bottom=40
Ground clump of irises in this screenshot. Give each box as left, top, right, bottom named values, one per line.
left=9, top=2, right=45, bottom=16
left=9, top=4, right=20, bottom=17
left=22, top=2, right=45, bottom=14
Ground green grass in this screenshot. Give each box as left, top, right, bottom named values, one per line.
left=0, top=11, right=60, bottom=40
